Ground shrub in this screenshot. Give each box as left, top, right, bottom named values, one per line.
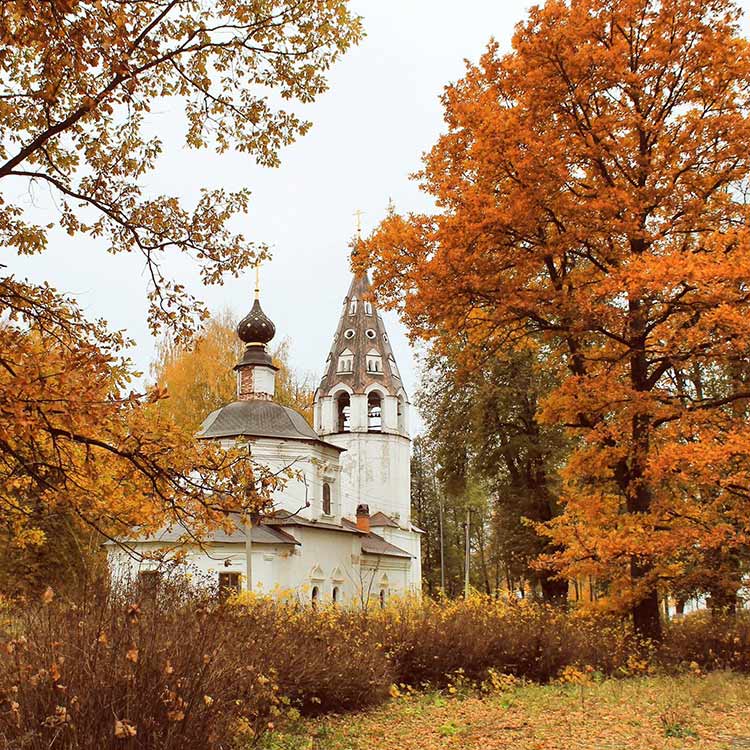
left=0, top=578, right=392, bottom=749
left=659, top=611, right=750, bottom=672
left=367, top=595, right=638, bottom=686
left=227, top=596, right=393, bottom=714
left=0, top=577, right=281, bottom=749
left=3, top=581, right=750, bottom=750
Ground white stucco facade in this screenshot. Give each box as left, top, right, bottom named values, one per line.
left=107, top=268, right=422, bottom=606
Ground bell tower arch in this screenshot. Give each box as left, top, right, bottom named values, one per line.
left=314, top=271, right=411, bottom=524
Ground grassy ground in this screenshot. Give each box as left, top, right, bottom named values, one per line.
left=269, top=673, right=750, bottom=750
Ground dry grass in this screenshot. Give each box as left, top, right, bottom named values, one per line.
left=307, top=673, right=750, bottom=750
left=3, top=582, right=750, bottom=749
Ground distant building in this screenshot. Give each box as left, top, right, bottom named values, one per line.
left=107, top=264, right=422, bottom=606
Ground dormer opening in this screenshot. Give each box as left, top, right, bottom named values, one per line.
left=336, top=392, right=351, bottom=432
left=367, top=391, right=382, bottom=432
left=364, top=301, right=373, bottom=315
left=349, top=297, right=357, bottom=315
left=366, top=349, right=382, bottom=373
left=337, top=348, right=353, bottom=373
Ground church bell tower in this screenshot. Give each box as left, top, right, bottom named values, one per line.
left=313, top=269, right=411, bottom=524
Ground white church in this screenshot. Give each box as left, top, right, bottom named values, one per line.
left=107, top=265, right=422, bottom=606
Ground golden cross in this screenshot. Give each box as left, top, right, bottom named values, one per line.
left=254, top=262, right=260, bottom=301
left=353, top=208, right=365, bottom=237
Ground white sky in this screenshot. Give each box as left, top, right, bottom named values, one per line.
left=8, top=0, right=750, bottom=433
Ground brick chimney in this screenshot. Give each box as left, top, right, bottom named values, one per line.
left=356, top=503, right=370, bottom=533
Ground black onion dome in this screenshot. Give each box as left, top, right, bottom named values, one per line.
left=237, top=299, right=275, bottom=345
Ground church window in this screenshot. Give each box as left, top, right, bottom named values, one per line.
left=332, top=586, right=340, bottom=605
left=367, top=392, right=382, bottom=432
left=337, top=392, right=351, bottom=432
left=218, top=571, right=241, bottom=599
left=365, top=328, right=376, bottom=340
left=364, top=301, right=373, bottom=315
left=349, top=298, right=357, bottom=315
left=344, top=328, right=355, bottom=340
left=337, top=349, right=353, bottom=373
left=322, top=482, right=332, bottom=515
left=366, top=349, right=382, bottom=373
left=379, top=589, right=387, bottom=609
left=311, top=586, right=319, bottom=609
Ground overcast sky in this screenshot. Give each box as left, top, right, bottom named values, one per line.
left=9, top=0, right=750, bottom=433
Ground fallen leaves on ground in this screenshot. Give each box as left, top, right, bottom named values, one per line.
left=312, top=673, right=750, bottom=750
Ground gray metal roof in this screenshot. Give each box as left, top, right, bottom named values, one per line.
left=197, top=400, right=343, bottom=450
left=264, top=511, right=362, bottom=534
left=341, top=518, right=413, bottom=558
left=106, top=516, right=300, bottom=546
left=369, top=511, right=400, bottom=528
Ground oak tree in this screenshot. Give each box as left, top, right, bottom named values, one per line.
left=361, top=0, right=750, bottom=638
left=1, top=0, right=360, bottom=564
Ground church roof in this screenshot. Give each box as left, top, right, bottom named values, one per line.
left=318, top=272, right=407, bottom=397
left=197, top=400, right=343, bottom=450
left=237, top=298, right=275, bottom=346
left=341, top=518, right=413, bottom=558
left=264, top=510, right=362, bottom=534
left=105, top=516, right=300, bottom=546
left=369, top=511, right=400, bottom=528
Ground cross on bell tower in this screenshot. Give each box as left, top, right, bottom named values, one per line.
left=312, top=254, right=411, bottom=524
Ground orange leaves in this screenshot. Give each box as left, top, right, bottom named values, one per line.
left=0, top=0, right=361, bottom=344
left=114, top=718, right=137, bottom=738
left=362, top=0, right=750, bottom=631
left=0, top=279, right=279, bottom=555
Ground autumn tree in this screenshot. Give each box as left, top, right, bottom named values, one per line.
left=0, top=1, right=360, bottom=567
left=360, top=0, right=750, bottom=638
left=151, top=308, right=315, bottom=431
left=418, top=350, right=569, bottom=601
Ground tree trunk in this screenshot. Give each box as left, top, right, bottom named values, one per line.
left=632, top=588, right=662, bottom=641
left=539, top=572, right=569, bottom=604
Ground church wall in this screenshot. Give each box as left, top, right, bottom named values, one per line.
left=360, top=555, right=411, bottom=605
left=377, top=527, right=423, bottom=591
left=226, top=438, right=345, bottom=521
left=280, top=527, right=361, bottom=606
left=106, top=541, right=291, bottom=594
left=323, top=432, right=412, bottom=523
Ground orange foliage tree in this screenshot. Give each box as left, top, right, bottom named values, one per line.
left=0, top=1, right=360, bottom=565
left=360, top=0, right=750, bottom=638
left=151, top=309, right=315, bottom=431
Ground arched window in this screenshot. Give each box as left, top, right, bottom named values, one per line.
left=366, top=349, right=382, bottom=373
left=311, top=585, right=319, bottom=609
left=332, top=586, right=340, bottom=605
left=349, top=297, right=357, bottom=315
left=337, top=348, right=353, bottom=373
left=368, top=392, right=382, bottom=432
left=322, top=482, right=332, bottom=515
left=364, top=301, right=373, bottom=315
left=337, top=392, right=351, bottom=432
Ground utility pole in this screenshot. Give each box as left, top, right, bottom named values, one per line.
left=245, top=516, right=253, bottom=592
left=438, top=495, right=446, bottom=594
left=464, top=508, right=471, bottom=599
